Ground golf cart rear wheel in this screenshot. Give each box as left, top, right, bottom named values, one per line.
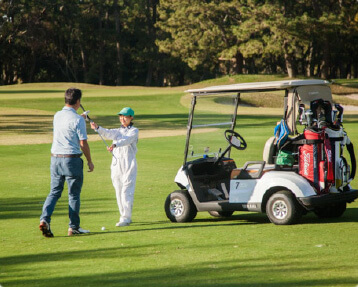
left=266, top=190, right=303, bottom=225
left=165, top=190, right=197, bottom=223
left=314, top=202, right=347, bottom=218
left=208, top=211, right=234, bottom=218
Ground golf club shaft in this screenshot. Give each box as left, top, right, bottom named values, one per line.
left=79, top=104, right=118, bottom=165
left=80, top=104, right=110, bottom=148
left=97, top=129, right=110, bottom=148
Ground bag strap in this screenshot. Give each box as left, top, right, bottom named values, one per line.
left=346, top=141, right=356, bottom=181
left=329, top=137, right=344, bottom=142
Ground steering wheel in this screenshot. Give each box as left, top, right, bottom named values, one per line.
left=224, top=130, right=247, bottom=150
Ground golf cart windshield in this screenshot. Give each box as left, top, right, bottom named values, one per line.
left=184, top=79, right=331, bottom=164
left=185, top=94, right=238, bottom=162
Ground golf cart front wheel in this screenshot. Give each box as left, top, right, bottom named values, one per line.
left=266, top=190, right=303, bottom=225
left=165, top=190, right=197, bottom=223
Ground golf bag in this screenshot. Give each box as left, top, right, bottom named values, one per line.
left=295, top=97, right=356, bottom=193
left=298, top=128, right=334, bottom=193
left=325, top=127, right=356, bottom=191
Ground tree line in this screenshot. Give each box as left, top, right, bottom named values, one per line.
left=1, top=0, right=358, bottom=87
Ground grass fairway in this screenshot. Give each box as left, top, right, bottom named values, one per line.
left=1, top=78, right=358, bottom=287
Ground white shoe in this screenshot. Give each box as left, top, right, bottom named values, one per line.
left=68, top=227, right=90, bottom=236
left=116, top=221, right=130, bottom=227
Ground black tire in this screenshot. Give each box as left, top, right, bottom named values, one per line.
left=165, top=190, right=197, bottom=223
left=314, top=202, right=347, bottom=218
left=266, top=190, right=303, bottom=225
left=208, top=211, right=234, bottom=218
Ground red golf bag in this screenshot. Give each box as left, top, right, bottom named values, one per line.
left=299, top=128, right=334, bottom=193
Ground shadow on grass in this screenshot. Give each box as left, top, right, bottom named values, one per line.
left=299, top=206, right=358, bottom=224
left=0, top=114, right=54, bottom=134
left=0, top=245, right=152, bottom=267
left=0, top=90, right=63, bottom=94
left=86, top=207, right=358, bottom=236
left=0, top=197, right=47, bottom=220
left=0, top=197, right=114, bottom=220
left=2, top=247, right=357, bottom=287
left=2, top=204, right=358, bottom=286
left=89, top=221, right=258, bottom=236
left=2, top=194, right=357, bottom=225
left=190, top=207, right=358, bottom=226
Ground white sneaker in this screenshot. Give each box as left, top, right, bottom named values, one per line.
left=116, top=221, right=130, bottom=227
left=68, top=227, right=90, bottom=236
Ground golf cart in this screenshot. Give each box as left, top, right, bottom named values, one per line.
left=164, top=79, right=358, bottom=225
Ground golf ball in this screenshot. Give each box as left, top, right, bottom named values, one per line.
left=101, top=226, right=106, bottom=231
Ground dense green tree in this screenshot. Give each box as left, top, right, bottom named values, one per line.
left=0, top=0, right=30, bottom=84
left=156, top=0, right=358, bottom=80
left=157, top=0, right=245, bottom=77
left=1, top=0, right=358, bottom=85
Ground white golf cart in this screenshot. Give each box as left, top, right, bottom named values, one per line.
left=164, top=79, right=357, bottom=225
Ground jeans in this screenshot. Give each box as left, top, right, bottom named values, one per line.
left=40, top=157, right=83, bottom=228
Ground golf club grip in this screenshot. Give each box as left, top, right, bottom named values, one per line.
left=80, top=104, right=113, bottom=157
left=80, top=104, right=92, bottom=121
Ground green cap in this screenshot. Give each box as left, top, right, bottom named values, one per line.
left=117, top=107, right=134, bottom=117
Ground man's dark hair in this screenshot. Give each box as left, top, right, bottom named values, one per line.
left=65, top=88, right=82, bottom=105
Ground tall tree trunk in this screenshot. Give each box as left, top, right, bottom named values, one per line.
left=0, top=64, right=3, bottom=85
left=113, top=0, right=123, bottom=86
left=68, top=46, right=78, bottom=82
left=5, top=63, right=13, bottom=85
left=339, top=63, right=346, bottom=79
left=284, top=54, right=296, bottom=78
left=234, top=51, right=243, bottom=74
left=77, top=32, right=88, bottom=83
left=306, top=44, right=314, bottom=77
left=146, top=62, right=153, bottom=86
left=283, top=41, right=297, bottom=78
left=346, top=62, right=351, bottom=79
left=145, top=0, right=158, bottom=86
left=28, top=51, right=36, bottom=83
left=98, top=5, right=104, bottom=85
left=80, top=46, right=88, bottom=83
left=320, top=40, right=330, bottom=79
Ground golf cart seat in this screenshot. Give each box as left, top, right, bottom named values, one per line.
left=231, top=161, right=275, bottom=179
left=263, top=136, right=277, bottom=164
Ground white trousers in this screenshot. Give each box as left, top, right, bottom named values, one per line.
left=111, top=160, right=137, bottom=223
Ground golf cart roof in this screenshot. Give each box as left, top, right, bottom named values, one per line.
left=186, top=79, right=330, bottom=95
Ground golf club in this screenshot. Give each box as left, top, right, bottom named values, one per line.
left=335, top=103, right=344, bottom=125
left=80, top=104, right=118, bottom=165
left=298, top=104, right=306, bottom=125
left=305, top=109, right=313, bottom=127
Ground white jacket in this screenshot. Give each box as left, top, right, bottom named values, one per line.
left=97, top=125, right=138, bottom=174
